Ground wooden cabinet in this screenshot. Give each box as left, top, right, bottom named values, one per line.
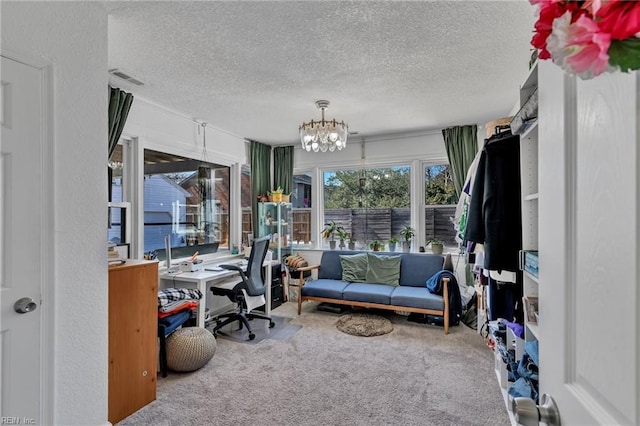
left=108, top=260, right=158, bottom=424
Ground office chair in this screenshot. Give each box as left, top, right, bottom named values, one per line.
left=210, top=235, right=275, bottom=340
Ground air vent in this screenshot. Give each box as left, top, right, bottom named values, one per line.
left=108, top=68, right=145, bottom=86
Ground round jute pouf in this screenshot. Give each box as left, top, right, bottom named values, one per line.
left=167, top=327, right=217, bottom=373
left=336, top=313, right=393, bottom=337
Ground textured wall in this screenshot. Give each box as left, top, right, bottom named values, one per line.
left=1, top=2, right=109, bottom=424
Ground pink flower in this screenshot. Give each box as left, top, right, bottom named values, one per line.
left=547, top=12, right=614, bottom=79
left=529, top=0, right=586, bottom=59
left=530, top=0, right=586, bottom=59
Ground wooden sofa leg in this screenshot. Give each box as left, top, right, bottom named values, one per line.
left=297, top=271, right=304, bottom=314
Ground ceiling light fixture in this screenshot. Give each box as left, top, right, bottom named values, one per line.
left=299, top=100, right=348, bottom=152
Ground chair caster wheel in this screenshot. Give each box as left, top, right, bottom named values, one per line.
left=248, top=333, right=256, bottom=341
left=269, top=322, right=275, bottom=328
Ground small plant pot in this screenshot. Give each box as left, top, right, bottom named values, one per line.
left=272, top=193, right=282, bottom=203
left=281, top=194, right=290, bottom=202
left=339, top=241, right=345, bottom=250
left=329, top=240, right=337, bottom=250
left=402, top=242, right=410, bottom=253
left=389, top=243, right=396, bottom=252
left=431, top=243, right=444, bottom=255
left=348, top=242, right=356, bottom=250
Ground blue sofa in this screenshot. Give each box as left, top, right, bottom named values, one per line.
left=296, top=250, right=461, bottom=334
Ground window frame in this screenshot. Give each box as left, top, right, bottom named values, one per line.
left=319, top=160, right=415, bottom=250
left=420, top=160, right=459, bottom=253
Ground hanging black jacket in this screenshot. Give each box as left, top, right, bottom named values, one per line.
left=464, top=131, right=522, bottom=272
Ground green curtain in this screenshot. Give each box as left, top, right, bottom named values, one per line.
left=250, top=140, right=272, bottom=233
left=107, top=86, right=134, bottom=203
left=273, top=146, right=294, bottom=195
left=442, top=125, right=478, bottom=196
left=108, top=86, right=134, bottom=159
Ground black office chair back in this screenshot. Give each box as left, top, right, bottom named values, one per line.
left=245, top=235, right=271, bottom=297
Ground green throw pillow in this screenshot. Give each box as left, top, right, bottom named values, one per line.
left=340, top=253, right=369, bottom=282
left=365, top=253, right=401, bottom=286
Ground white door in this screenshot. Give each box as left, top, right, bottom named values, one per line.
left=0, top=56, right=44, bottom=422
left=538, top=62, right=639, bottom=424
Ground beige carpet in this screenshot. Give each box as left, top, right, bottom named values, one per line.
left=118, top=302, right=509, bottom=426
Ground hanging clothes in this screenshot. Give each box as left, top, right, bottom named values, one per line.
left=453, top=149, right=482, bottom=243
left=464, top=130, right=522, bottom=273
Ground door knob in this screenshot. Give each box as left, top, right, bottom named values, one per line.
left=512, top=393, right=561, bottom=426
left=13, top=297, right=37, bottom=314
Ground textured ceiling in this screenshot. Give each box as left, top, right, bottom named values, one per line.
left=104, top=1, right=537, bottom=145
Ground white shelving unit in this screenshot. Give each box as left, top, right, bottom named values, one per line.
left=491, top=61, right=540, bottom=423
left=519, top=61, right=539, bottom=344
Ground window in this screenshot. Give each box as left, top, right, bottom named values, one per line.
left=109, top=143, right=123, bottom=203
left=292, top=173, right=312, bottom=247
left=323, top=166, right=410, bottom=250
left=108, top=143, right=126, bottom=245
left=424, top=164, right=458, bottom=251
left=143, top=149, right=230, bottom=259
left=241, top=164, right=252, bottom=246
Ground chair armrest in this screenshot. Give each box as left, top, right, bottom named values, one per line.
left=219, top=263, right=243, bottom=272
left=219, top=264, right=248, bottom=282
left=295, top=264, right=320, bottom=272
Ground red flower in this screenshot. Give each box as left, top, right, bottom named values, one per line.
left=596, top=0, right=640, bottom=40
left=530, top=0, right=588, bottom=59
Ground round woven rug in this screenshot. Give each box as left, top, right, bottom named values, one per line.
left=335, top=313, right=393, bottom=337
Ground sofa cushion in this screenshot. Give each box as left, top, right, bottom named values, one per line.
left=339, top=253, right=369, bottom=282
left=318, top=250, right=358, bottom=280
left=301, top=278, right=350, bottom=299
left=399, top=254, right=445, bottom=287
left=365, top=253, right=401, bottom=286
left=390, top=286, right=445, bottom=311
left=343, top=283, right=394, bottom=305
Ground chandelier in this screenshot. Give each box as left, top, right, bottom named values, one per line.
left=299, top=100, right=348, bottom=152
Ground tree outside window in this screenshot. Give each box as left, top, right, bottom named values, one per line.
left=323, top=166, right=411, bottom=250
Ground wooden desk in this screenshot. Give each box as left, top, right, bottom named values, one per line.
left=158, top=260, right=277, bottom=327
left=108, top=259, right=158, bottom=424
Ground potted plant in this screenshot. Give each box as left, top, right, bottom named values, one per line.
left=336, top=226, right=348, bottom=250
left=388, top=236, right=399, bottom=252
left=369, top=240, right=382, bottom=252
left=347, top=235, right=356, bottom=250
left=427, top=237, right=444, bottom=254
left=322, top=221, right=338, bottom=250
left=399, top=226, right=415, bottom=253
left=270, top=186, right=284, bottom=203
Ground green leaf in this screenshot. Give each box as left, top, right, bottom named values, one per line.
left=608, top=38, right=640, bottom=73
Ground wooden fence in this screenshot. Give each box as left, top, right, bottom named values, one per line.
left=325, top=206, right=456, bottom=245
left=249, top=206, right=457, bottom=246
